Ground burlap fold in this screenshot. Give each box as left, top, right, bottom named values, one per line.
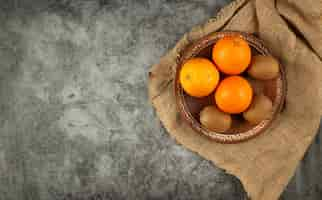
left=148, top=0, right=322, bottom=199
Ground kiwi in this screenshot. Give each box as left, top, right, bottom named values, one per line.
left=200, top=106, right=231, bottom=132
left=247, top=55, right=279, bottom=80
left=245, top=77, right=264, bottom=95
left=243, top=94, right=273, bottom=125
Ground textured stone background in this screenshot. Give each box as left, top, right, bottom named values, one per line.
left=0, top=0, right=321, bottom=199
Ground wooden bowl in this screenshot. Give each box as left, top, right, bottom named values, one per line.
left=174, top=31, right=286, bottom=143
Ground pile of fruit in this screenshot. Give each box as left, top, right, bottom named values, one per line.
left=179, top=35, right=279, bottom=132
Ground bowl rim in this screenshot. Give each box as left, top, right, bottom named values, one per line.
left=174, top=31, right=287, bottom=144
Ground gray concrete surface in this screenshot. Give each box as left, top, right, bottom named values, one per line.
left=0, top=0, right=321, bottom=199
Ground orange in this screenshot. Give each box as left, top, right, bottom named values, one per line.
left=215, top=76, right=253, bottom=114
left=212, top=35, right=251, bottom=75
left=180, top=58, right=220, bottom=98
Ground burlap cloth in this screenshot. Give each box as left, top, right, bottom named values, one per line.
left=148, top=0, right=322, bottom=199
